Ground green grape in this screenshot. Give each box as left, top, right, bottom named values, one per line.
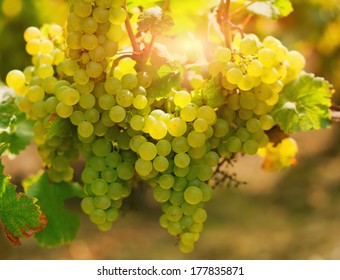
left=159, top=174, right=175, bottom=189
left=239, top=36, right=258, bottom=55
left=129, top=135, right=147, bottom=152
left=198, top=163, right=213, bottom=181
left=104, top=76, right=121, bottom=93
left=94, top=195, right=111, bottom=209
left=31, top=101, right=47, bottom=118
left=105, top=151, right=122, bottom=168
left=153, top=186, right=171, bottom=202
left=89, top=209, right=107, bottom=225
left=259, top=114, right=275, bottom=130
left=180, top=103, right=198, bottom=122
left=130, top=115, right=145, bottom=131
left=93, top=6, right=109, bottom=23
left=149, top=120, right=168, bottom=140
left=192, top=207, right=207, bottom=223
left=88, top=156, right=107, bottom=171
left=121, top=74, right=138, bottom=90
left=170, top=191, right=185, bottom=206
left=258, top=48, right=276, bottom=68
left=92, top=138, right=112, bottom=157
left=166, top=205, right=183, bottom=222
left=116, top=162, right=134, bottom=180
left=101, top=168, right=118, bottom=183
left=56, top=102, right=73, bottom=118
left=213, top=118, right=229, bottom=138
left=226, top=67, right=243, bottom=84
left=74, top=0, right=93, bottom=18
left=197, top=105, right=216, bottom=125
left=287, top=50, right=305, bottom=70
left=81, top=166, right=99, bottom=183
left=153, top=156, right=169, bottom=172
left=174, top=90, right=191, bottom=108
left=27, top=85, right=44, bottom=102
left=246, top=118, right=262, bottom=133
left=238, top=74, right=254, bottom=91
left=243, top=139, right=258, bottom=154
left=79, top=92, right=96, bottom=109
left=187, top=131, right=206, bottom=148
left=106, top=207, right=119, bottom=222
left=97, top=221, right=112, bottom=231
left=174, top=153, right=191, bottom=168
left=107, top=182, right=124, bottom=200
left=138, top=141, right=157, bottom=160
left=37, top=64, right=54, bottom=79
left=78, top=121, right=94, bottom=138
left=81, top=16, right=98, bottom=34
left=156, top=139, right=172, bottom=156
left=239, top=91, right=256, bottom=110
left=173, top=166, right=189, bottom=177
left=184, top=186, right=203, bottom=205
left=116, top=89, right=134, bottom=107
left=81, top=197, right=95, bottom=214
left=61, top=88, right=80, bottom=106
left=98, top=94, right=115, bottom=110
left=109, top=7, right=127, bottom=25
left=215, top=46, right=231, bottom=62
left=167, top=117, right=187, bottom=137
left=200, top=182, right=213, bottom=202
left=261, top=67, right=278, bottom=84
left=172, top=136, right=189, bottom=154
left=133, top=95, right=148, bottom=110
left=225, top=136, right=242, bottom=153
left=91, top=179, right=108, bottom=195
left=109, top=105, right=126, bottom=123
left=135, top=158, right=153, bottom=176
left=204, top=151, right=220, bottom=167
left=193, top=118, right=209, bottom=132
left=86, top=60, right=102, bottom=78
left=85, top=108, right=100, bottom=123
left=136, top=71, right=152, bottom=88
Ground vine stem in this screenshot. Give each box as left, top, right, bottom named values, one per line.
left=163, top=0, right=170, bottom=10
left=230, top=0, right=257, bottom=19
left=123, top=1, right=140, bottom=54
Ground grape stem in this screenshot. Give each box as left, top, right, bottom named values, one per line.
left=229, top=0, right=257, bottom=19
left=124, top=1, right=141, bottom=54
left=163, top=0, right=170, bottom=10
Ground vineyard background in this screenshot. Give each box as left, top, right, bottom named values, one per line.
left=1, top=0, right=340, bottom=259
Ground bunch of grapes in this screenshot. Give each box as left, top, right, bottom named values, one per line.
left=5, top=0, right=307, bottom=253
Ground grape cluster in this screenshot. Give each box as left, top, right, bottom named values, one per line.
left=5, top=0, right=309, bottom=253
left=190, top=34, right=305, bottom=160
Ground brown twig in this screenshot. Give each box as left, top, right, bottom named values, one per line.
left=230, top=0, right=257, bottom=19
left=242, top=13, right=253, bottom=29
left=123, top=1, right=140, bottom=53
left=331, top=106, right=340, bottom=122
left=163, top=0, right=170, bottom=11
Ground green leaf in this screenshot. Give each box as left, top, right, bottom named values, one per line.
left=246, top=0, right=293, bottom=19
left=201, top=75, right=224, bottom=107
left=137, top=6, right=174, bottom=36
left=45, top=116, right=76, bottom=140
left=0, top=87, right=34, bottom=154
left=148, top=65, right=182, bottom=99
left=0, top=152, right=46, bottom=245
left=24, top=172, right=82, bottom=247
left=271, top=73, right=333, bottom=133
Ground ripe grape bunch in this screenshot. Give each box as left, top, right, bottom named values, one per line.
left=5, top=0, right=328, bottom=253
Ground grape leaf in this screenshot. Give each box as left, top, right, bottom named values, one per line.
left=0, top=87, right=34, bottom=154
left=201, top=75, right=223, bottom=107
left=45, top=115, right=76, bottom=140
left=246, top=0, right=293, bottom=19
left=24, top=172, right=82, bottom=247
left=137, top=6, right=174, bottom=36
left=0, top=148, right=47, bottom=246
left=271, top=73, right=333, bottom=133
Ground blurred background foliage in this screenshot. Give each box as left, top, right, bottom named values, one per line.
left=0, top=0, right=340, bottom=259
